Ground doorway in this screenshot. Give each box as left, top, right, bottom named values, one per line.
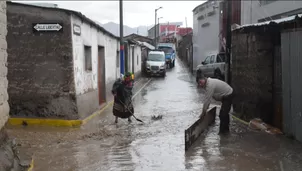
left=98, top=46, right=106, bottom=105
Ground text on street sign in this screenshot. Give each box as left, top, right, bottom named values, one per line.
left=33, top=23, right=63, bottom=32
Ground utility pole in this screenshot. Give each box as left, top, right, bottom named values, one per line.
left=154, top=7, right=162, bottom=48
left=185, top=17, right=188, bottom=35
left=119, top=0, right=124, bottom=75
left=225, top=0, right=232, bottom=84
left=154, top=10, right=157, bottom=47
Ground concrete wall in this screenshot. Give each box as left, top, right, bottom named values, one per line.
left=125, top=44, right=142, bottom=78
left=192, top=1, right=220, bottom=72
left=130, top=45, right=142, bottom=77
left=0, top=1, right=8, bottom=129
left=7, top=3, right=77, bottom=119
left=71, top=15, right=119, bottom=118
left=241, top=0, right=302, bottom=25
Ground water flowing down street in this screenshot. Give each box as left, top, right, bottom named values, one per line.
left=6, top=60, right=302, bottom=171
left=2, top=1, right=302, bottom=171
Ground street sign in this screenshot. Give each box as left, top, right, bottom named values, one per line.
left=33, top=23, right=63, bottom=32
left=73, top=24, right=81, bottom=36
left=185, top=107, right=217, bottom=151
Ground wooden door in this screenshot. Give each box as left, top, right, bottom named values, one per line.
left=98, top=46, right=105, bottom=105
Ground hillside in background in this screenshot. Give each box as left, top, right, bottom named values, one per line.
left=100, top=22, right=149, bottom=37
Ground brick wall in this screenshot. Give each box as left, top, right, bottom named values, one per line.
left=0, top=1, right=8, bottom=129
left=7, top=3, right=77, bottom=119
left=231, top=29, right=274, bottom=123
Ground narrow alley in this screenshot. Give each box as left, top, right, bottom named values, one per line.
left=7, top=60, right=302, bottom=171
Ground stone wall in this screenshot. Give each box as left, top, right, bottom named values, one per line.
left=0, top=0, right=8, bottom=129
left=0, top=2, right=28, bottom=171
left=6, top=3, right=77, bottom=119
left=231, top=28, right=276, bottom=123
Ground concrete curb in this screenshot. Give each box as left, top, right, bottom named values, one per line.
left=26, top=159, right=34, bottom=171
left=7, top=78, right=152, bottom=127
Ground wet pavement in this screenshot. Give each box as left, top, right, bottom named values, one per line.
left=6, top=59, right=302, bottom=171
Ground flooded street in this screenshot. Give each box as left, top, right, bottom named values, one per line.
left=7, top=60, right=302, bottom=171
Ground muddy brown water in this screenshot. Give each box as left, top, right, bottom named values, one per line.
left=7, top=60, right=302, bottom=171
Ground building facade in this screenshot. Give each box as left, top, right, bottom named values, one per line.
left=232, top=15, right=302, bottom=142
left=7, top=2, right=120, bottom=120
left=192, top=0, right=221, bottom=72
left=124, top=39, right=143, bottom=78
left=241, top=0, right=302, bottom=25
left=147, top=22, right=182, bottom=45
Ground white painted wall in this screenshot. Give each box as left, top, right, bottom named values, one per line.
left=241, top=0, right=302, bottom=25
left=70, top=15, right=119, bottom=96
left=0, top=1, right=8, bottom=129
left=193, top=1, right=220, bottom=71
left=127, top=45, right=142, bottom=75
left=133, top=45, right=142, bottom=74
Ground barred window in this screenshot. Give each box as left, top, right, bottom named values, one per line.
left=84, top=45, right=92, bottom=71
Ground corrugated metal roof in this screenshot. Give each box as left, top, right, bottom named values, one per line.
left=136, top=41, right=155, bottom=50
left=234, top=14, right=302, bottom=31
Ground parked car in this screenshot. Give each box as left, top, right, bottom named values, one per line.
left=145, top=50, right=166, bottom=77
left=157, top=43, right=176, bottom=68
left=196, top=52, right=226, bottom=80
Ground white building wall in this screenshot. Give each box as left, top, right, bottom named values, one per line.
left=0, top=1, right=8, bottom=129
left=193, top=9, right=199, bottom=73
left=241, top=0, right=302, bottom=25
left=127, top=45, right=142, bottom=76
left=133, top=45, right=142, bottom=75
left=192, top=1, right=220, bottom=71
left=70, top=15, right=119, bottom=96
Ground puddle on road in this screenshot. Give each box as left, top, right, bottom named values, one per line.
left=7, top=60, right=302, bottom=171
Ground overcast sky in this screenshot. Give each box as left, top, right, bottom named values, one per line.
left=15, top=1, right=204, bottom=28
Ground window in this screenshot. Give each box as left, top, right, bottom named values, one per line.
left=210, top=55, right=215, bottom=63
left=203, top=56, right=211, bottom=64
left=147, top=53, right=165, bottom=61
left=116, top=51, right=120, bottom=67
left=158, top=46, right=173, bottom=54
left=137, top=55, right=139, bottom=65
left=198, top=15, right=204, bottom=20
left=217, top=54, right=225, bottom=63
left=84, top=45, right=92, bottom=71
left=207, top=11, right=216, bottom=17
left=201, top=22, right=210, bottom=27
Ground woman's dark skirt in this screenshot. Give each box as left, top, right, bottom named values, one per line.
left=113, top=101, right=134, bottom=119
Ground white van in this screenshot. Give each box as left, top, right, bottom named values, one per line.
left=145, top=50, right=166, bottom=77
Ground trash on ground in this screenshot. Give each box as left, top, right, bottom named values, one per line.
left=151, top=115, right=163, bottom=120
left=249, top=118, right=282, bottom=135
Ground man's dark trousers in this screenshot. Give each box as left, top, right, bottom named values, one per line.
left=219, top=92, right=234, bottom=133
